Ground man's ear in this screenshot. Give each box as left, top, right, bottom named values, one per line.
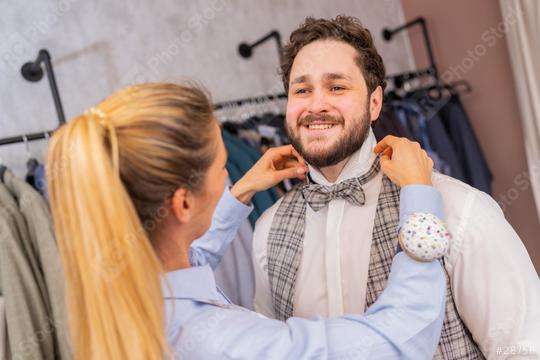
left=369, top=85, right=384, bottom=122
left=170, top=188, right=193, bottom=224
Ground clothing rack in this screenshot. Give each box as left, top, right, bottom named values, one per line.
left=214, top=93, right=286, bottom=110
left=382, top=17, right=472, bottom=95
left=6, top=40, right=286, bottom=145
left=0, top=49, right=65, bottom=146
left=225, top=30, right=285, bottom=115
left=382, top=17, right=439, bottom=88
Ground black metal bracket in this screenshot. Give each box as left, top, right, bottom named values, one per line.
left=21, top=49, right=66, bottom=125
left=0, top=50, right=65, bottom=146
left=382, top=17, right=439, bottom=84
left=238, top=30, right=282, bottom=61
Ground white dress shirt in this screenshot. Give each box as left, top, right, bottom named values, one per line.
left=253, top=129, right=540, bottom=359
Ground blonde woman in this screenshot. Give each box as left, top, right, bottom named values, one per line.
left=47, top=82, right=447, bottom=359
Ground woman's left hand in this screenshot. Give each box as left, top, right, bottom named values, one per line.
left=373, top=135, right=434, bottom=187
left=230, top=145, right=308, bottom=204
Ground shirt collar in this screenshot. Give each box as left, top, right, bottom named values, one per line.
left=308, top=128, right=378, bottom=185
left=162, top=265, right=222, bottom=301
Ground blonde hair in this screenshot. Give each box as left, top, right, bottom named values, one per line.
left=47, top=83, right=215, bottom=359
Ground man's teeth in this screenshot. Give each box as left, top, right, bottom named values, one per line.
left=308, top=124, right=335, bottom=130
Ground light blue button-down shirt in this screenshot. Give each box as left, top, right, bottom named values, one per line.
left=163, top=185, right=446, bottom=359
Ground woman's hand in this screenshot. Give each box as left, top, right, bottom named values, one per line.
left=230, top=145, right=309, bottom=204
left=374, top=135, right=434, bottom=187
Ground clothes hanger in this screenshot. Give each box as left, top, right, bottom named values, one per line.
left=0, top=157, right=6, bottom=181
left=446, top=80, right=472, bottom=96
left=23, top=135, right=41, bottom=186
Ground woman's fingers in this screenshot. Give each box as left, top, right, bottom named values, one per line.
left=276, top=159, right=307, bottom=180
left=274, top=166, right=307, bottom=182
left=269, top=146, right=308, bottom=175
left=231, top=145, right=308, bottom=204
left=268, top=145, right=306, bottom=167
left=379, top=153, right=393, bottom=175
left=382, top=146, right=393, bottom=158
left=280, top=160, right=303, bottom=169
left=376, top=136, right=433, bottom=187
left=374, top=135, right=400, bottom=154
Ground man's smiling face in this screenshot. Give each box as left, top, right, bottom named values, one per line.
left=285, top=39, right=375, bottom=168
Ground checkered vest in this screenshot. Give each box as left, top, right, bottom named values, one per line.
left=266, top=167, right=484, bottom=359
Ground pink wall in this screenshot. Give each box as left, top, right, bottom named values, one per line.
left=401, top=0, right=540, bottom=272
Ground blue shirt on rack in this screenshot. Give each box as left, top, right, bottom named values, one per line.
left=164, top=185, right=447, bottom=359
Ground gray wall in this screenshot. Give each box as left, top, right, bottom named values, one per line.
left=0, top=0, right=415, bottom=177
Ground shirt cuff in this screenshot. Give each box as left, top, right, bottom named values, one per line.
left=398, top=184, right=444, bottom=230
left=215, top=186, right=254, bottom=224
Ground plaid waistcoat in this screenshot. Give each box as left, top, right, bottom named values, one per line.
left=267, top=170, right=484, bottom=359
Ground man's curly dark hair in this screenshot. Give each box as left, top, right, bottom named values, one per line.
left=280, top=15, right=387, bottom=95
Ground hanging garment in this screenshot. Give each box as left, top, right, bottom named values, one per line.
left=33, top=164, right=49, bottom=201
left=24, top=159, right=49, bottom=201
left=393, top=101, right=465, bottom=179
left=214, top=218, right=255, bottom=309
left=222, top=113, right=293, bottom=194
left=222, top=130, right=277, bottom=226
left=437, top=95, right=492, bottom=194
left=372, top=107, right=410, bottom=141
left=0, top=175, right=55, bottom=359
left=0, top=297, right=9, bottom=360
left=0, top=166, right=4, bottom=296
left=1, top=169, right=71, bottom=359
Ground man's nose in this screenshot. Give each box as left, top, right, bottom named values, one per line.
left=307, top=89, right=331, bottom=114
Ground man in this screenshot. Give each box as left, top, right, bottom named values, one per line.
left=252, top=16, right=540, bottom=359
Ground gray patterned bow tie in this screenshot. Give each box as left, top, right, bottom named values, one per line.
left=301, top=156, right=381, bottom=212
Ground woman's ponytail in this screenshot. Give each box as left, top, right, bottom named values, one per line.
left=48, top=111, right=168, bottom=359
left=48, top=83, right=215, bottom=359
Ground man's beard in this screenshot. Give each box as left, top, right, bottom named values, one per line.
left=286, top=111, right=371, bottom=168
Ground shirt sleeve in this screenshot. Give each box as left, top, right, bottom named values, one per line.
left=399, top=184, right=444, bottom=230
left=173, top=253, right=447, bottom=360
left=447, top=190, right=540, bottom=358
left=189, top=187, right=253, bottom=269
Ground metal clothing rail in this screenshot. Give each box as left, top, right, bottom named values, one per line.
left=214, top=93, right=286, bottom=110
left=0, top=131, right=54, bottom=147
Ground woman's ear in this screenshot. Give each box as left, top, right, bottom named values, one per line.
left=170, top=188, right=193, bottom=224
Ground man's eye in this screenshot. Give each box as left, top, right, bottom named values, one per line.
left=331, top=86, right=346, bottom=91
left=295, top=88, right=310, bottom=94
